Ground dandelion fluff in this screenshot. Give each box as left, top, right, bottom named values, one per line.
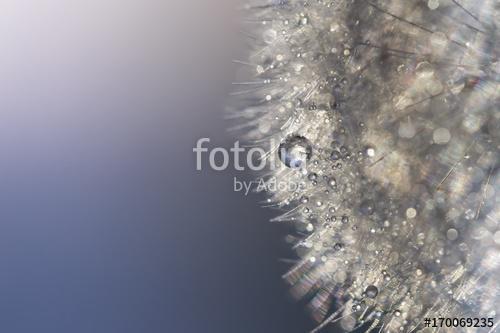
left=231, top=0, right=499, bottom=331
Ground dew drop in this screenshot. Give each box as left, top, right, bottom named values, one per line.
left=428, top=0, right=440, bottom=10
left=328, top=178, right=337, bottom=187
left=366, top=147, right=376, bottom=157
left=406, top=208, right=417, bottom=219
left=447, top=228, right=458, bottom=241
left=308, top=172, right=318, bottom=181
left=330, top=150, right=341, bottom=161
left=365, top=285, right=379, bottom=298
left=433, top=128, right=451, bottom=144
left=360, top=200, right=375, bottom=215
left=278, top=135, right=313, bottom=169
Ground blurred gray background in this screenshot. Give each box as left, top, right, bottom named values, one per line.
left=0, top=0, right=314, bottom=332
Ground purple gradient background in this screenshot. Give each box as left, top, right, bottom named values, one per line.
left=0, top=1, right=314, bottom=332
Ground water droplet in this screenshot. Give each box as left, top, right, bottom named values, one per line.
left=360, top=200, right=375, bottom=215
left=334, top=243, right=344, bottom=251
left=433, top=128, right=451, bottom=144
left=330, top=150, right=341, bottom=161
left=428, top=0, right=440, bottom=10
left=447, top=228, right=458, bottom=241
left=278, top=135, right=313, bottom=169
left=328, top=178, right=337, bottom=187
left=308, top=172, right=318, bottom=181
left=366, top=147, right=376, bottom=157
left=406, top=208, right=417, bottom=219
left=365, top=285, right=379, bottom=298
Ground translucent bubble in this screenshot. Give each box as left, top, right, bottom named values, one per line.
left=433, top=128, right=451, bottom=144
left=330, top=150, right=341, bottom=161
left=366, top=147, right=376, bottom=157
left=360, top=200, right=375, bottom=215
left=447, top=228, right=459, bottom=241
left=328, top=178, right=337, bottom=187
left=278, top=135, right=313, bottom=169
left=406, top=208, right=417, bottom=219
left=365, top=285, right=379, bottom=298
left=428, top=0, right=440, bottom=10
left=308, top=172, right=318, bottom=181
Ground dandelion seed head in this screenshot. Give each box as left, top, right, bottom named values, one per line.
left=231, top=0, right=500, bottom=331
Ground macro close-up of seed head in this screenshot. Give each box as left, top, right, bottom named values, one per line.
left=231, top=0, right=500, bottom=332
